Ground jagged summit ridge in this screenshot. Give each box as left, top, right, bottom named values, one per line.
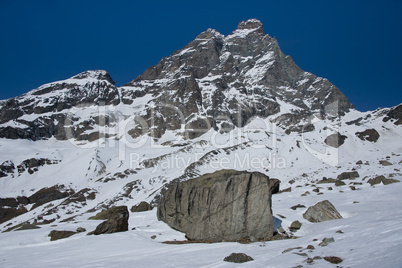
left=0, top=19, right=353, bottom=141
left=235, top=18, right=265, bottom=35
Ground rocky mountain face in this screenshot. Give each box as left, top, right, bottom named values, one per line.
left=0, top=19, right=353, bottom=141
left=0, top=19, right=401, bottom=250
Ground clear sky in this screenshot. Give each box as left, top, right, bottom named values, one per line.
left=0, top=0, right=401, bottom=111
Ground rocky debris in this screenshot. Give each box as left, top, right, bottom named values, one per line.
left=319, top=237, right=335, bottom=247
left=356, top=128, right=380, bottom=142
left=306, top=245, right=315, bottom=250
left=383, top=104, right=402, bottom=125
left=323, top=256, right=343, bottom=264
left=17, top=158, right=60, bottom=175
left=356, top=160, right=363, bottom=165
left=303, top=200, right=342, bottom=223
left=130, top=201, right=153, bottom=213
left=48, top=230, right=76, bottom=241
left=337, top=171, right=359, bottom=180
left=379, top=160, right=392, bottom=166
left=223, top=253, right=254, bottom=263
left=0, top=160, right=15, bottom=177
left=89, top=206, right=129, bottom=235
left=324, top=132, right=347, bottom=148
left=291, top=204, right=306, bottom=210
left=157, top=170, right=277, bottom=242
left=289, top=221, right=302, bottom=232
left=278, top=187, right=291, bottom=193
left=368, top=175, right=400, bottom=186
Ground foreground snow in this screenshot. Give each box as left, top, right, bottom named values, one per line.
left=1, top=174, right=401, bottom=267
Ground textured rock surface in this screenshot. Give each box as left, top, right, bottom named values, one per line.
left=131, top=201, right=153, bottom=213
left=157, top=170, right=277, bottom=242
left=89, top=206, right=129, bottom=235
left=324, top=132, right=347, bottom=148
left=303, top=200, right=342, bottom=223
left=0, top=19, right=354, bottom=141
left=48, top=230, right=76, bottom=241
left=368, top=175, right=400, bottom=186
left=356, top=129, right=380, bottom=142
left=223, top=253, right=254, bottom=263
left=337, top=171, right=360, bottom=180
left=383, top=104, right=402, bottom=125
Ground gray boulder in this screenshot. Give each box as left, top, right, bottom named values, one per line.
left=368, top=175, right=400, bottom=186
left=337, top=171, right=359, bottom=180
left=303, top=200, right=342, bottom=223
left=49, top=230, right=76, bottom=241
left=89, top=206, right=129, bottom=235
left=224, top=253, right=254, bottom=263
left=131, top=201, right=153, bottom=213
left=157, top=170, right=277, bottom=242
left=324, top=132, right=347, bottom=148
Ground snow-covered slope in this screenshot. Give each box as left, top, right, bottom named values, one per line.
left=0, top=19, right=401, bottom=267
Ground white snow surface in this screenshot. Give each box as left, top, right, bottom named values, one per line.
left=0, top=106, right=401, bottom=267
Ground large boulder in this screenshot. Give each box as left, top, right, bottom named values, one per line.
left=324, top=132, right=347, bottom=148
left=89, top=206, right=129, bottom=235
left=303, top=200, right=343, bottom=223
left=157, top=170, right=277, bottom=242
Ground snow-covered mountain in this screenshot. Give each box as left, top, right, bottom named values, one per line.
left=0, top=19, right=401, bottom=267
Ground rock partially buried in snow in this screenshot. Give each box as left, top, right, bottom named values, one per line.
left=355, top=128, right=380, bottom=142
left=223, top=253, right=254, bottom=263
left=48, top=230, right=76, bottom=241
left=131, top=201, right=153, bottom=213
left=303, top=200, right=342, bottom=223
left=324, top=132, right=347, bottom=148
left=88, top=206, right=129, bottom=235
left=337, top=171, right=359, bottom=180
left=157, top=170, right=277, bottom=242
left=368, top=175, right=400, bottom=186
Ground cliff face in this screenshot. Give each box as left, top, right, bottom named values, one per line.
left=0, top=19, right=354, bottom=141
left=157, top=170, right=278, bottom=242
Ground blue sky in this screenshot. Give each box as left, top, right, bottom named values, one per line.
left=0, top=0, right=401, bottom=111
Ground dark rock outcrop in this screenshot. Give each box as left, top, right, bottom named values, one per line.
left=29, top=185, right=74, bottom=210
left=383, top=104, right=402, bottom=125
left=157, top=170, right=277, bottom=242
left=337, top=171, right=359, bottom=180
left=303, top=200, right=342, bottom=223
left=224, top=253, right=254, bottom=263
left=130, top=201, right=153, bottom=213
left=368, top=175, right=400, bottom=186
left=89, top=206, right=129, bottom=235
left=356, top=129, right=380, bottom=142
left=324, top=256, right=343, bottom=264
left=48, top=230, right=76, bottom=241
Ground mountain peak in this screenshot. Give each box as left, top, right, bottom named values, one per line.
left=71, top=70, right=115, bottom=85
left=236, top=19, right=265, bottom=35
